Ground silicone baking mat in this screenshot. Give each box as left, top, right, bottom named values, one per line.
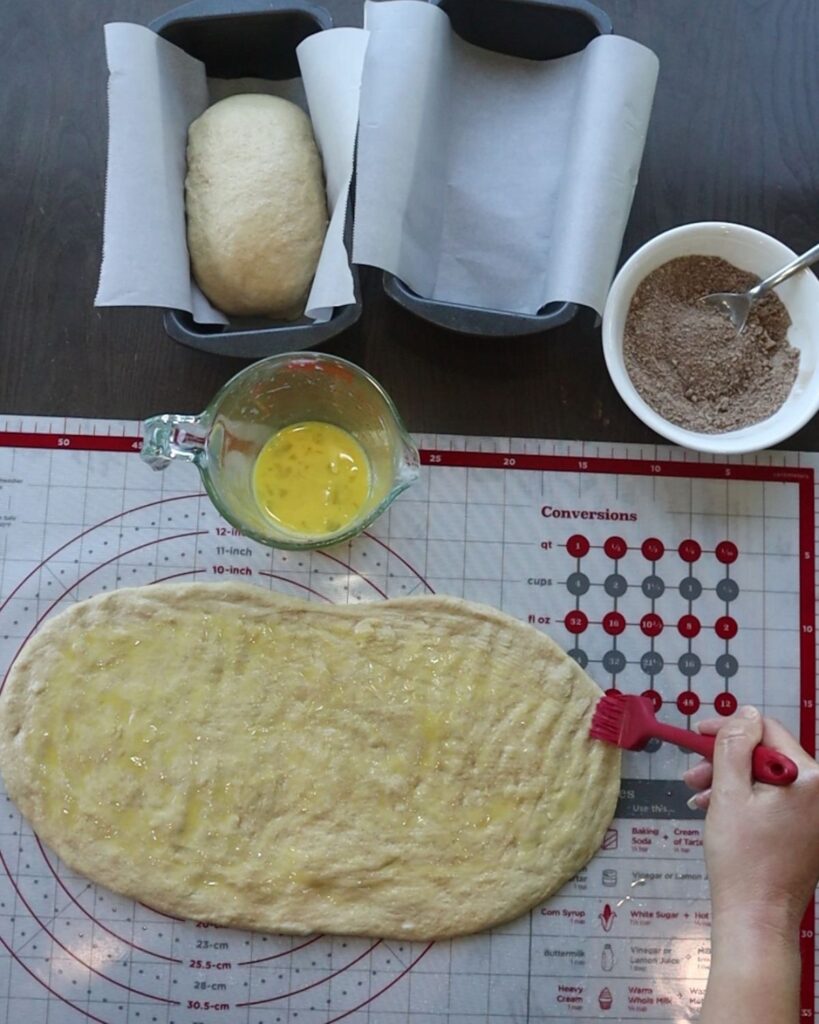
left=0, top=416, right=815, bottom=1024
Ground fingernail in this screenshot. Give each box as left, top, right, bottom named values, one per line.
left=738, top=705, right=760, bottom=720
left=686, top=794, right=702, bottom=811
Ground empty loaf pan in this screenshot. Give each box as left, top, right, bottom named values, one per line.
left=382, top=0, right=612, bottom=338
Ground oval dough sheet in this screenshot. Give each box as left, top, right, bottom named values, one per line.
left=0, top=583, right=620, bottom=939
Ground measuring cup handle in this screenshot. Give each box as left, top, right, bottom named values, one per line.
left=141, top=414, right=206, bottom=470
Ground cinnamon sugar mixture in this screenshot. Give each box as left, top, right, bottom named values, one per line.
left=623, top=255, right=798, bottom=433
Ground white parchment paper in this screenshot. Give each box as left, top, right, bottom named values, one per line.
left=95, top=24, right=220, bottom=323
left=95, top=23, right=364, bottom=325
left=353, top=1, right=659, bottom=316
left=298, top=29, right=368, bottom=321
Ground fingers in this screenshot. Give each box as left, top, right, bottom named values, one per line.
left=760, top=717, right=815, bottom=771
left=700, top=710, right=812, bottom=770
left=686, top=787, right=710, bottom=811
left=685, top=709, right=812, bottom=800
left=682, top=759, right=712, bottom=791
left=710, top=705, right=764, bottom=801
left=696, top=717, right=724, bottom=737
left=688, top=708, right=758, bottom=791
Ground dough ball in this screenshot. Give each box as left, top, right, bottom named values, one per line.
left=185, top=94, right=328, bottom=319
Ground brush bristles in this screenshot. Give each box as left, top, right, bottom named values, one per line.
left=589, top=694, right=627, bottom=743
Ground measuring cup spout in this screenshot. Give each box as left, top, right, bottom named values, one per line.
left=398, top=438, right=421, bottom=488
left=141, top=414, right=207, bottom=470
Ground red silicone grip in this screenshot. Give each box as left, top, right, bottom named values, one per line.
left=652, top=721, right=799, bottom=786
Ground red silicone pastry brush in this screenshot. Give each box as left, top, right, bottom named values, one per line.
left=589, top=693, right=798, bottom=785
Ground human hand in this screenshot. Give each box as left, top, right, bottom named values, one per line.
left=683, top=706, right=819, bottom=929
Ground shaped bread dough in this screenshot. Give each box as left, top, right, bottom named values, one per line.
left=185, top=94, right=328, bottom=319
left=0, top=583, right=620, bottom=939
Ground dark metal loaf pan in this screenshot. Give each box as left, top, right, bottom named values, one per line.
left=382, top=0, right=612, bottom=338
left=149, top=0, right=361, bottom=359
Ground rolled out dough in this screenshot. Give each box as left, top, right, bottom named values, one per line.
left=0, top=583, right=620, bottom=939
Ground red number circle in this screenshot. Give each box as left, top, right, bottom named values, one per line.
left=604, top=536, right=628, bottom=559
left=678, top=614, right=701, bottom=638
left=641, top=537, right=665, bottom=561
left=676, top=691, right=701, bottom=715
left=714, top=692, right=738, bottom=716
left=715, top=541, right=739, bottom=564
left=603, top=611, right=626, bottom=636
left=678, top=540, right=702, bottom=563
left=565, top=610, right=589, bottom=634
left=567, top=534, right=590, bottom=557
left=642, top=689, right=663, bottom=711
left=640, top=613, right=664, bottom=637
left=715, top=615, right=738, bottom=639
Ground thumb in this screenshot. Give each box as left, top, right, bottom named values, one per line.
left=711, top=706, right=764, bottom=801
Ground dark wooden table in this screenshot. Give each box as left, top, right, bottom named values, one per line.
left=2, top=0, right=818, bottom=446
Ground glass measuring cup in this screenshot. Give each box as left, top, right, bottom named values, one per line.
left=141, top=353, right=419, bottom=549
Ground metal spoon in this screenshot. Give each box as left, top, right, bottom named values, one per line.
left=702, top=241, right=819, bottom=332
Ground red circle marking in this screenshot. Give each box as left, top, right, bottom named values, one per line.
left=678, top=614, right=701, bottom=638
left=567, top=534, right=590, bottom=558
left=676, top=691, right=701, bottom=715
left=0, top=493, right=202, bottom=617
left=259, top=572, right=333, bottom=603
left=363, top=531, right=436, bottom=593
left=0, top=494, right=435, bottom=1013
left=715, top=615, right=738, bottom=639
left=605, top=686, right=622, bottom=697
left=148, top=569, right=206, bottom=586
left=238, top=934, right=325, bottom=967
left=715, top=692, right=738, bottom=716
left=565, top=610, right=589, bottom=634
left=319, top=551, right=387, bottom=598
left=323, top=943, right=435, bottom=1024
left=678, top=539, right=702, bottom=562
left=642, top=689, right=663, bottom=711
left=715, top=540, right=739, bottom=564
left=640, top=612, right=664, bottom=637
left=36, top=837, right=181, bottom=963
left=1, top=545, right=205, bottom=967
left=0, top=849, right=178, bottom=1004
left=641, top=537, right=665, bottom=561
left=9, top=560, right=343, bottom=970
left=604, top=536, right=628, bottom=559
left=4, top=555, right=207, bottom=966
left=603, top=611, right=626, bottom=636
left=237, top=940, right=382, bottom=1006
left=138, top=900, right=186, bottom=922
left=1, top=531, right=207, bottom=694
left=0, top=934, right=112, bottom=1024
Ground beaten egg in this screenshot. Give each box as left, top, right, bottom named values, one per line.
left=252, top=421, right=371, bottom=537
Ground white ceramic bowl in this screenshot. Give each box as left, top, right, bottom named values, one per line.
left=602, top=222, right=819, bottom=454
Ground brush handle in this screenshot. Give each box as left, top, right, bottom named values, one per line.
left=651, top=721, right=798, bottom=785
